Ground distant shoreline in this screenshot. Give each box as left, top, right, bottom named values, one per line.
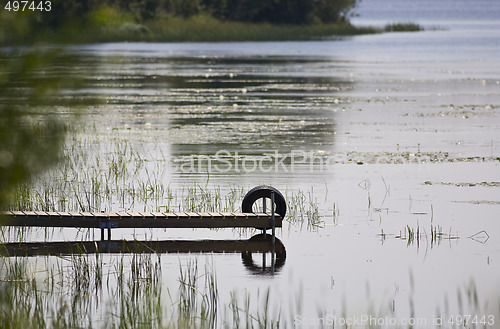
left=1, top=18, right=423, bottom=45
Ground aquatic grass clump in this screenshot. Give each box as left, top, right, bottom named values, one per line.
left=177, top=260, right=218, bottom=328
left=180, top=185, right=244, bottom=214
left=0, top=258, right=77, bottom=329
left=109, top=252, right=164, bottom=329
left=285, top=188, right=322, bottom=229
left=1, top=251, right=166, bottom=328
left=379, top=224, right=460, bottom=247
left=227, top=288, right=282, bottom=329
left=384, top=22, right=423, bottom=32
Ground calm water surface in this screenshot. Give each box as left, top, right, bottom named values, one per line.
left=8, top=0, right=500, bottom=326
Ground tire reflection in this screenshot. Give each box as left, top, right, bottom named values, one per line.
left=241, top=233, right=286, bottom=276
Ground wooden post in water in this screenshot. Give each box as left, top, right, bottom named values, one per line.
left=262, top=197, right=267, bottom=267
left=271, top=191, right=276, bottom=274
left=263, top=197, right=267, bottom=239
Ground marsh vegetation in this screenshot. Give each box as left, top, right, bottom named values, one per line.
left=2, top=0, right=500, bottom=326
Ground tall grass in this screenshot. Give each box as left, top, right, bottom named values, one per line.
left=5, top=128, right=323, bottom=230
left=2, top=253, right=495, bottom=328
left=285, top=188, right=323, bottom=229
left=0, top=253, right=283, bottom=329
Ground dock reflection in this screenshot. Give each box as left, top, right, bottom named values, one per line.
left=0, top=234, right=286, bottom=275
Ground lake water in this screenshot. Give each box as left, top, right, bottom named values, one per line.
left=4, top=0, right=500, bottom=327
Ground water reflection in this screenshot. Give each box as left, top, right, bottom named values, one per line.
left=241, top=233, right=286, bottom=276
left=0, top=234, right=286, bottom=275
left=73, top=51, right=349, bottom=157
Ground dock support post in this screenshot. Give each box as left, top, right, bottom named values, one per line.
left=262, top=196, right=267, bottom=268
left=101, top=218, right=112, bottom=241
left=271, top=191, right=276, bottom=274
left=271, top=192, right=275, bottom=245
left=263, top=197, right=267, bottom=238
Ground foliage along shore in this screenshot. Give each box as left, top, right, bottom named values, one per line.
left=1, top=16, right=424, bottom=45
left=1, top=7, right=423, bottom=45
left=0, top=16, right=344, bottom=45
left=55, top=19, right=383, bottom=44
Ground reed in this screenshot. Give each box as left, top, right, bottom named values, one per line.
left=4, top=126, right=329, bottom=236
left=392, top=224, right=460, bottom=247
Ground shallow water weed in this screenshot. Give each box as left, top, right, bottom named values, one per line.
left=378, top=224, right=469, bottom=248
left=285, top=188, right=323, bottom=229
left=5, top=131, right=326, bottom=231
left=177, top=260, right=218, bottom=328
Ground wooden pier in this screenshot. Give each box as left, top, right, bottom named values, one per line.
left=0, top=185, right=287, bottom=273
left=0, top=185, right=286, bottom=242
left=0, top=211, right=282, bottom=230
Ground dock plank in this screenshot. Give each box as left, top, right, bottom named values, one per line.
left=23, top=211, right=38, bottom=217
left=10, top=211, right=25, bottom=216
left=46, top=212, right=61, bottom=217
left=68, top=212, right=83, bottom=217
left=139, top=212, right=153, bottom=218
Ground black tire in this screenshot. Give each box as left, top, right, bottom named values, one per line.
left=241, top=185, right=286, bottom=219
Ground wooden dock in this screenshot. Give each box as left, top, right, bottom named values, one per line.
left=0, top=211, right=282, bottom=230
left=0, top=186, right=285, bottom=244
